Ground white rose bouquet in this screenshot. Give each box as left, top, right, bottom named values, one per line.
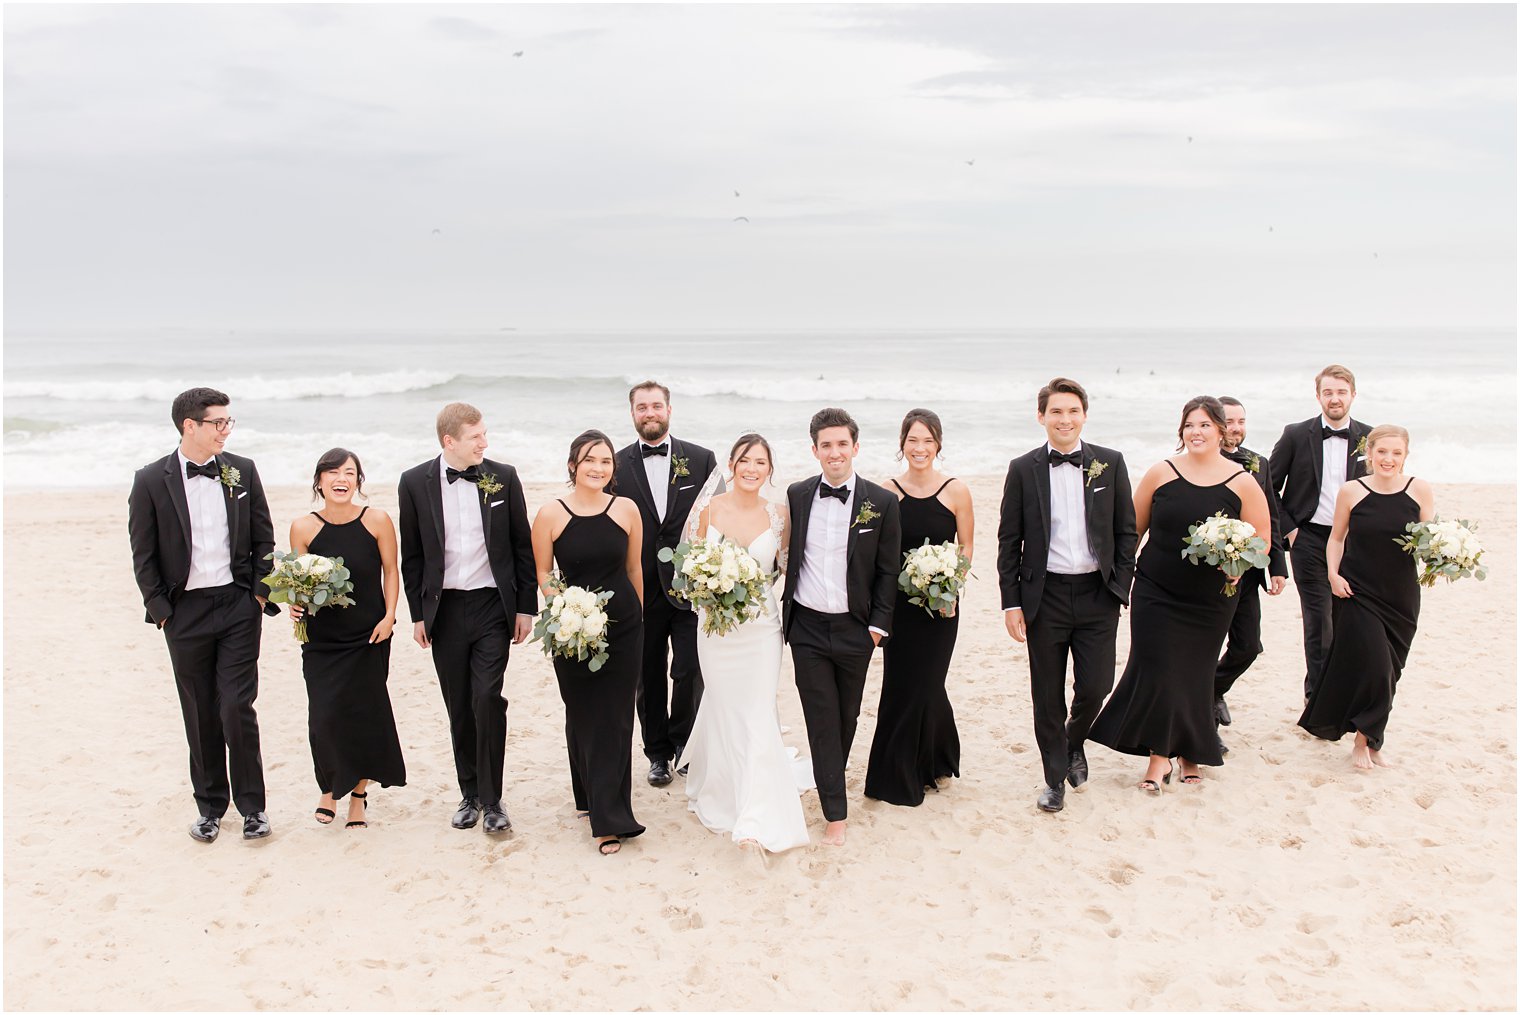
left=1180, top=512, right=1270, bottom=597
left=898, top=539, right=972, bottom=617
left=261, top=550, right=355, bottom=643
left=658, top=537, right=772, bottom=636
left=1396, top=517, right=1487, bottom=587
left=531, top=575, right=614, bottom=672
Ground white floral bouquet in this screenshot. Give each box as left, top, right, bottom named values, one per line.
left=658, top=537, right=772, bottom=636
left=1397, top=517, right=1487, bottom=587
left=1181, top=512, right=1270, bottom=597
left=898, top=539, right=972, bottom=617
left=261, top=550, right=355, bottom=643
left=532, top=578, right=614, bottom=672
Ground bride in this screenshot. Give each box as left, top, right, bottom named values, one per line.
left=680, top=433, right=814, bottom=852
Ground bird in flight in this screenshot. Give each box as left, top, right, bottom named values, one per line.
left=513, top=50, right=524, bottom=57
left=965, top=159, right=975, bottom=166
left=432, top=228, right=442, bottom=235
left=733, top=216, right=750, bottom=223
left=734, top=190, right=740, bottom=197
left=1187, top=136, right=1193, bottom=143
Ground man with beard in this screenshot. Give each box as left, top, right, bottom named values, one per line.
left=1213, top=396, right=1288, bottom=750
left=612, top=381, right=716, bottom=786
left=1270, top=366, right=1372, bottom=699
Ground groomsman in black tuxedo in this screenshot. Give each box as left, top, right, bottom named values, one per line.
left=782, top=407, right=901, bottom=846
left=1213, top=396, right=1289, bottom=749
left=398, top=403, right=537, bottom=835
left=611, top=380, right=716, bottom=787
left=128, top=387, right=279, bottom=842
left=997, top=378, right=1137, bottom=813
left=1270, top=365, right=1372, bottom=699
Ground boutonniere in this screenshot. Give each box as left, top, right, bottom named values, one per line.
left=1353, top=435, right=1368, bottom=457
left=670, top=455, right=690, bottom=485
left=219, top=464, right=241, bottom=499
left=852, top=499, right=880, bottom=528
left=1246, top=454, right=1261, bottom=474
left=1085, top=460, right=1108, bottom=487
left=477, top=473, right=504, bottom=502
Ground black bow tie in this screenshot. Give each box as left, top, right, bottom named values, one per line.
left=1049, top=450, right=1083, bottom=468
left=185, top=460, right=219, bottom=480
left=1320, top=426, right=1348, bottom=441
left=446, top=465, right=481, bottom=485
left=818, top=482, right=849, bottom=503
left=641, top=443, right=668, bottom=458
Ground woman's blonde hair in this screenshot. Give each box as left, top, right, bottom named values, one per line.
left=1365, top=424, right=1410, bottom=454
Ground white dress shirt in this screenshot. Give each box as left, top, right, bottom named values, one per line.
left=640, top=437, right=672, bottom=520
left=178, top=450, right=235, bottom=590
left=1047, top=443, right=1100, bottom=575
left=439, top=455, right=496, bottom=590
left=1311, top=420, right=1350, bottom=526
left=794, top=474, right=854, bottom=615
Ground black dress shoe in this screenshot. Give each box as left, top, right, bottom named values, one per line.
left=242, top=812, right=271, bottom=840
left=482, top=802, right=512, bottom=834
left=189, top=816, right=220, bottom=843
left=1067, top=747, right=1090, bottom=789
left=452, top=797, right=482, bottom=829
left=1214, top=696, right=1232, bottom=727
left=1037, top=784, right=1065, bottom=813
left=647, top=761, right=673, bottom=787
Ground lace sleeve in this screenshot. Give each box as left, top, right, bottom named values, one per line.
left=766, top=500, right=788, bottom=577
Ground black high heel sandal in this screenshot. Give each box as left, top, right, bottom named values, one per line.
left=345, top=792, right=369, bottom=829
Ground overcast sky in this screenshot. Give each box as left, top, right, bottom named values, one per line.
left=4, top=3, right=1515, bottom=333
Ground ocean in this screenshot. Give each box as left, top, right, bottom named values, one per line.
left=4, top=328, right=1514, bottom=491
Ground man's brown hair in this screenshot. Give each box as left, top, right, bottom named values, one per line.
left=1314, top=364, right=1356, bottom=393
left=436, top=402, right=483, bottom=445
left=628, top=380, right=671, bottom=405
left=1037, top=377, right=1089, bottom=414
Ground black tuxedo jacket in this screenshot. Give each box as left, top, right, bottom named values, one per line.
left=397, top=456, right=537, bottom=635
left=1225, top=445, right=1289, bottom=587
left=996, top=443, right=1138, bottom=621
left=128, top=450, right=280, bottom=625
left=1269, top=417, right=1372, bottom=534
left=610, top=437, right=717, bottom=608
left=781, top=475, right=902, bottom=641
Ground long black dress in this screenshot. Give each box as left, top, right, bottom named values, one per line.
left=865, top=479, right=962, bottom=805
left=302, top=508, right=406, bottom=799
left=1090, top=463, right=1247, bottom=766
left=552, top=497, right=645, bottom=840
left=1298, top=479, right=1422, bottom=750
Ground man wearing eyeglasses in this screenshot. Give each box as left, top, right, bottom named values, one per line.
left=128, top=387, right=280, bottom=843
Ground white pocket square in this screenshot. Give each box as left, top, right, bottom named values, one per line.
left=237, top=491, right=248, bottom=500
left=490, top=500, right=504, bottom=508
left=1091, top=486, right=1107, bottom=494
left=679, top=485, right=694, bottom=491
left=857, top=527, right=874, bottom=534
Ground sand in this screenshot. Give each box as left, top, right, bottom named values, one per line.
left=3, top=477, right=1514, bottom=1010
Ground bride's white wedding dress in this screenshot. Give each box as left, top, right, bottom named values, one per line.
left=682, top=505, right=814, bottom=852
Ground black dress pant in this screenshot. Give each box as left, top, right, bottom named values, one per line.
left=163, top=584, right=267, bottom=818
left=430, top=588, right=511, bottom=805
left=1024, top=573, right=1120, bottom=790
left=636, top=591, right=703, bottom=763
left=1290, top=523, right=1333, bottom=698
left=789, top=604, right=875, bottom=822
left=1214, top=580, right=1263, bottom=700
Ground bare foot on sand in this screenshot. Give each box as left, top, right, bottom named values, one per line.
left=1351, top=733, right=1375, bottom=770
left=823, top=820, right=846, bottom=846
left=1369, top=747, right=1394, bottom=768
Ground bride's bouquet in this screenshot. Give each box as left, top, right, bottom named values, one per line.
left=262, top=550, right=355, bottom=643
left=532, top=575, right=614, bottom=672
left=1181, top=512, right=1270, bottom=597
left=658, top=537, right=772, bottom=636
left=1397, top=517, right=1487, bottom=587
left=898, top=539, right=972, bottom=617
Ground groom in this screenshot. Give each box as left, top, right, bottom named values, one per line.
left=782, top=407, right=901, bottom=846
left=997, top=377, right=1137, bottom=814
left=128, top=387, right=279, bottom=843
left=611, top=380, right=715, bottom=786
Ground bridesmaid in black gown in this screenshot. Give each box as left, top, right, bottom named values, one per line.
left=1090, top=397, right=1272, bottom=792
left=531, top=430, right=646, bottom=855
left=866, top=409, right=973, bottom=806
left=290, top=449, right=406, bottom=829
left=1299, top=426, right=1432, bottom=769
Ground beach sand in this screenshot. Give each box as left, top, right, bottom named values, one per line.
left=4, top=478, right=1514, bottom=1010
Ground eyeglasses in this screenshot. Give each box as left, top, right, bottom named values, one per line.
left=197, top=417, right=236, bottom=432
